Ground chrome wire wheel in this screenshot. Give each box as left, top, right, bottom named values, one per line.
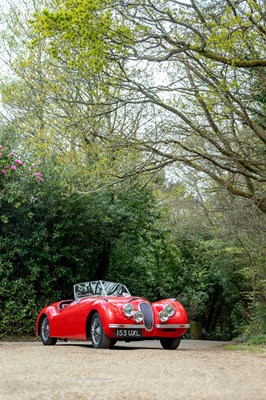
left=41, top=318, right=50, bottom=341
left=40, top=316, right=57, bottom=346
left=91, top=315, right=101, bottom=345
left=90, top=312, right=111, bottom=349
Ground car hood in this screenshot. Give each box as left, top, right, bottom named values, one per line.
left=104, top=296, right=145, bottom=306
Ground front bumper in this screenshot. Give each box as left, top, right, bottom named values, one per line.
left=109, top=323, right=190, bottom=329
left=155, top=324, right=190, bottom=329
left=109, top=324, right=145, bottom=329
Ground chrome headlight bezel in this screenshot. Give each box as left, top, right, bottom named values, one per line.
left=123, top=303, right=135, bottom=318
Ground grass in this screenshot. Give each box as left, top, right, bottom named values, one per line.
left=223, top=343, right=266, bottom=354
left=223, top=333, right=266, bottom=354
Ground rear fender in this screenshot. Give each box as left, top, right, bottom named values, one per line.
left=36, top=304, right=59, bottom=336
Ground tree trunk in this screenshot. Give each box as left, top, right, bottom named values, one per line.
left=257, top=198, right=266, bottom=215
left=93, top=241, right=111, bottom=280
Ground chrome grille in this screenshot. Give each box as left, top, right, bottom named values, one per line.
left=139, top=302, right=154, bottom=331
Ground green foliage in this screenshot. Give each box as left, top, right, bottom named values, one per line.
left=171, top=234, right=247, bottom=340
left=225, top=301, right=266, bottom=347
left=239, top=301, right=266, bottom=344
left=0, top=157, right=263, bottom=340
left=0, top=159, right=163, bottom=337
left=31, top=0, right=132, bottom=78
left=108, top=217, right=180, bottom=301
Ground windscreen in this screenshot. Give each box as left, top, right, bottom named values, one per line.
left=74, top=281, right=131, bottom=299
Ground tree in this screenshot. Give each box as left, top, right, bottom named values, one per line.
left=29, top=0, right=266, bottom=213
left=154, top=178, right=265, bottom=339
left=1, top=0, right=153, bottom=193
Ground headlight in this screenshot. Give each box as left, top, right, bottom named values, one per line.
left=123, top=303, right=135, bottom=317
left=159, top=303, right=175, bottom=323
left=164, top=304, right=175, bottom=317
left=134, top=311, right=144, bottom=323
left=159, top=310, right=169, bottom=323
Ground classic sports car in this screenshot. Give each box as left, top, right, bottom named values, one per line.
left=36, top=280, right=190, bottom=349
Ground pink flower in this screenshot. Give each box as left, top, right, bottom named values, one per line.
left=0, top=145, right=3, bottom=150
left=9, top=151, right=15, bottom=156
left=1, top=169, right=7, bottom=175
left=15, top=159, right=24, bottom=165
left=37, top=177, right=44, bottom=182
left=34, top=172, right=42, bottom=177
left=10, top=165, right=17, bottom=170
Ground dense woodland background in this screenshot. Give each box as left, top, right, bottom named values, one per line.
left=0, top=0, right=265, bottom=342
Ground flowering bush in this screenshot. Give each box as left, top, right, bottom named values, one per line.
left=0, top=145, right=23, bottom=176
left=0, top=145, right=44, bottom=182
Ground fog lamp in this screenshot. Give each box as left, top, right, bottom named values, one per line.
left=134, top=311, right=144, bottom=323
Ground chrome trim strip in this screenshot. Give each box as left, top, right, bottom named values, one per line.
left=155, top=324, right=190, bottom=329
left=109, top=324, right=145, bottom=329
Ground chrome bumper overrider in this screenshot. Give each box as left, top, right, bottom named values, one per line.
left=109, top=323, right=190, bottom=329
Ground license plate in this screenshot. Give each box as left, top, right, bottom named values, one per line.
left=114, top=329, right=142, bottom=338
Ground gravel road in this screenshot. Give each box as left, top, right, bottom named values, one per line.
left=0, top=340, right=265, bottom=400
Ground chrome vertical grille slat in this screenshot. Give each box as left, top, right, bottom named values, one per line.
left=139, top=302, right=154, bottom=331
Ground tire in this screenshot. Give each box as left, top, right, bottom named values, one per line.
left=110, top=339, right=117, bottom=348
left=90, top=312, right=111, bottom=349
left=160, top=337, right=181, bottom=350
left=40, top=316, right=57, bottom=345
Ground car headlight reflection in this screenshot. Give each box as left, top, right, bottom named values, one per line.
left=134, top=311, right=144, bottom=323
left=159, top=303, right=175, bottom=323
left=123, top=303, right=135, bottom=318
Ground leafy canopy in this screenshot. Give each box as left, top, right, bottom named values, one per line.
left=31, top=0, right=132, bottom=77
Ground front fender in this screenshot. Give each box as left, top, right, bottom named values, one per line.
left=87, top=300, right=125, bottom=337
left=153, top=298, right=189, bottom=327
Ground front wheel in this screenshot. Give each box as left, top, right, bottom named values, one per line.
left=90, top=312, right=111, bottom=349
left=40, top=316, right=57, bottom=345
left=160, top=337, right=181, bottom=350
left=110, top=339, right=117, bottom=348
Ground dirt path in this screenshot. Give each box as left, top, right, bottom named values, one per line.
left=0, top=340, right=265, bottom=400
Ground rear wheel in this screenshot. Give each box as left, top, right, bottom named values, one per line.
left=40, top=316, right=57, bottom=345
left=90, top=312, right=111, bottom=349
left=160, top=337, right=181, bottom=350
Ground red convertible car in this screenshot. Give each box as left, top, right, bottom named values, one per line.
left=36, top=280, right=190, bottom=349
